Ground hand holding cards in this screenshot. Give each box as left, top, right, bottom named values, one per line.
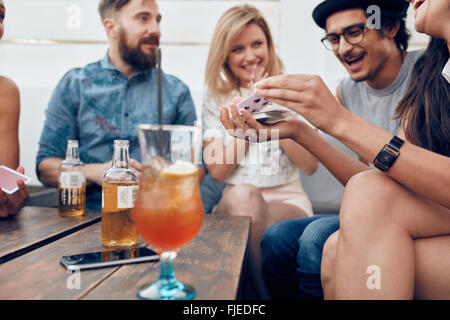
left=232, top=93, right=290, bottom=125
left=0, top=165, right=31, bottom=194
left=0, top=166, right=30, bottom=218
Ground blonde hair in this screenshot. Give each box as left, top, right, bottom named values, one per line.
left=205, top=5, right=284, bottom=106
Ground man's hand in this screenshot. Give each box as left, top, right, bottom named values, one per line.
left=129, top=159, right=143, bottom=179
left=254, top=74, right=349, bottom=135
left=0, top=167, right=29, bottom=218
left=85, top=161, right=112, bottom=186
left=85, top=159, right=143, bottom=185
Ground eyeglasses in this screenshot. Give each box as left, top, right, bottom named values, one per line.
left=321, top=23, right=366, bottom=51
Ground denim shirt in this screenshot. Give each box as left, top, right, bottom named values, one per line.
left=36, top=52, right=197, bottom=210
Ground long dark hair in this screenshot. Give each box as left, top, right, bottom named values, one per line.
left=395, top=37, right=450, bottom=156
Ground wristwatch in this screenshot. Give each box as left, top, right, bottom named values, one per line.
left=373, top=136, right=404, bottom=172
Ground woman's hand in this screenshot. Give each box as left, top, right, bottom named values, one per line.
left=244, top=65, right=268, bottom=90
left=219, top=104, right=308, bottom=143
left=254, top=74, right=349, bottom=135
left=0, top=167, right=29, bottom=218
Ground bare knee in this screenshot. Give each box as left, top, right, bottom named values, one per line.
left=321, top=231, right=339, bottom=297
left=340, top=170, right=401, bottom=230
left=217, top=184, right=265, bottom=218
left=343, top=170, right=399, bottom=207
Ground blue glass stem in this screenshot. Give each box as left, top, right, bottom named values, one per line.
left=159, top=251, right=177, bottom=285
left=137, top=249, right=195, bottom=299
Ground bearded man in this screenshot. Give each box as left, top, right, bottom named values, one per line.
left=36, top=0, right=206, bottom=210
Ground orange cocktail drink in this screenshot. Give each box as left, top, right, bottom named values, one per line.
left=135, top=124, right=203, bottom=300
left=132, top=161, right=203, bottom=251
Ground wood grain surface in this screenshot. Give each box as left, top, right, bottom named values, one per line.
left=83, top=215, right=250, bottom=300
left=0, top=206, right=101, bottom=263
left=0, top=214, right=250, bottom=300
left=0, top=222, right=118, bottom=299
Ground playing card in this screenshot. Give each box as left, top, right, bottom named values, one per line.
left=235, top=93, right=270, bottom=114
left=0, top=165, right=32, bottom=194
left=252, top=110, right=290, bottom=125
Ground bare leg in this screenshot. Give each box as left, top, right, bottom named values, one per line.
left=414, top=235, right=450, bottom=299
left=214, top=184, right=308, bottom=299
left=333, top=171, right=450, bottom=299
left=322, top=233, right=450, bottom=300
left=321, top=230, right=339, bottom=300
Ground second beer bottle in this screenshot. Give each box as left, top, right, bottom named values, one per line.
left=58, top=140, right=86, bottom=217
left=102, top=140, right=139, bottom=248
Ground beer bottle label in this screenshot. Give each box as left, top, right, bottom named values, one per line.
left=60, top=172, right=84, bottom=189
left=130, top=185, right=138, bottom=207
left=117, top=185, right=139, bottom=209
left=60, top=188, right=82, bottom=205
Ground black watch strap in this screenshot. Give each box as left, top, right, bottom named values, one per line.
left=373, top=136, right=404, bottom=172
left=389, top=135, right=404, bottom=151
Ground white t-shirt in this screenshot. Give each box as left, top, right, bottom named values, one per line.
left=443, top=58, right=450, bottom=84
left=201, top=87, right=299, bottom=188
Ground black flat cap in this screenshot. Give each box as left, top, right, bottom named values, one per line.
left=312, top=0, right=410, bottom=29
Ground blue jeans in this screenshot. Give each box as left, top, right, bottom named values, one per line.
left=200, top=174, right=226, bottom=214
left=261, top=214, right=339, bottom=299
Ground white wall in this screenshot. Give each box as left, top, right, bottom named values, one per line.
left=0, top=0, right=428, bottom=186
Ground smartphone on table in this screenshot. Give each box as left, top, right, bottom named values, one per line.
left=60, top=247, right=159, bottom=271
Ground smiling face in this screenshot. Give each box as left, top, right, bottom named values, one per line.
left=412, top=0, right=450, bottom=39
left=226, top=23, right=269, bottom=87
left=325, top=8, right=397, bottom=83
left=114, top=0, right=161, bottom=71
left=0, top=0, right=5, bottom=39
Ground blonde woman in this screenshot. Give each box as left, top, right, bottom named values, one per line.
left=202, top=5, right=318, bottom=299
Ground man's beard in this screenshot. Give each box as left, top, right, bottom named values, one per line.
left=118, top=28, right=159, bottom=72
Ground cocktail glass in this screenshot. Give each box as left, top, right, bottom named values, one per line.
left=133, top=124, right=204, bottom=300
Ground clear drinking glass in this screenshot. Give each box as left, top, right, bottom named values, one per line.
left=132, top=124, right=204, bottom=300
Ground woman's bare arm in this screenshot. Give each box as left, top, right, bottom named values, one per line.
left=0, top=76, right=20, bottom=169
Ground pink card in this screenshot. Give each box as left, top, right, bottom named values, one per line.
left=0, top=165, right=32, bottom=194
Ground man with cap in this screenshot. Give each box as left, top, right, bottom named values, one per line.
left=261, top=0, right=424, bottom=300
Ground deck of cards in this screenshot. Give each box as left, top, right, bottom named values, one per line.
left=235, top=93, right=270, bottom=114
left=251, top=109, right=290, bottom=125
left=231, top=93, right=290, bottom=125
left=0, top=165, right=31, bottom=194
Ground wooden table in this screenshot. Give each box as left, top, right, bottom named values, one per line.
left=0, top=207, right=100, bottom=264
left=0, top=207, right=250, bottom=300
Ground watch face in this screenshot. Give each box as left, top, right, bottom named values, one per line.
left=379, top=150, right=396, bottom=165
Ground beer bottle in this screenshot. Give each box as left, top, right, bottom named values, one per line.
left=58, top=140, right=86, bottom=217
left=102, top=140, right=139, bottom=248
